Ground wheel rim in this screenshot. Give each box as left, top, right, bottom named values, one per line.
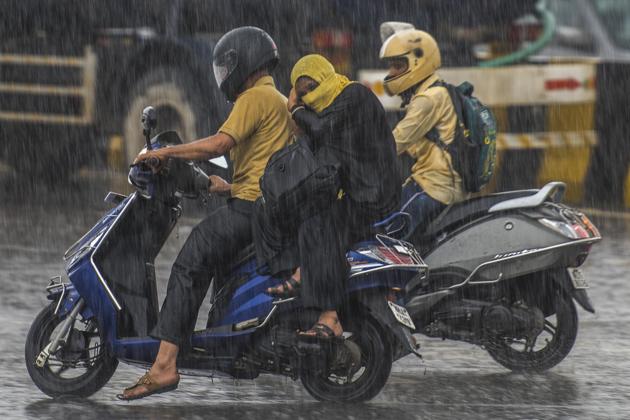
left=486, top=293, right=573, bottom=360
left=36, top=314, right=106, bottom=381
left=307, top=319, right=385, bottom=390
left=324, top=332, right=374, bottom=386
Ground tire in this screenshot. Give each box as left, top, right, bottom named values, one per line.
left=485, top=290, right=578, bottom=373
left=25, top=304, right=118, bottom=398
left=300, top=315, right=392, bottom=402
left=122, top=66, right=213, bottom=167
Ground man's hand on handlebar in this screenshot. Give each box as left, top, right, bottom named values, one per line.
left=134, top=149, right=166, bottom=173
left=208, top=175, right=231, bottom=195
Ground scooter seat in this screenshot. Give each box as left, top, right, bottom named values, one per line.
left=423, top=189, right=538, bottom=238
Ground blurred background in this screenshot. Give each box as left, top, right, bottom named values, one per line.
left=1, top=0, right=629, bottom=210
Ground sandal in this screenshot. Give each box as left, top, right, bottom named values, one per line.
left=116, top=372, right=180, bottom=401
left=298, top=323, right=341, bottom=342
left=267, top=276, right=301, bottom=298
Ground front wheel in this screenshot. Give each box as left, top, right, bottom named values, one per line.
left=25, top=304, right=118, bottom=398
left=485, top=290, right=578, bottom=372
left=300, top=315, right=392, bottom=402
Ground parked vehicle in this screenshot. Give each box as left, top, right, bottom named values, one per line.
left=398, top=182, right=601, bottom=371
left=0, top=0, right=537, bottom=179
left=24, top=108, right=424, bottom=402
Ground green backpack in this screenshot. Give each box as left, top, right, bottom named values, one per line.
left=425, top=81, right=497, bottom=193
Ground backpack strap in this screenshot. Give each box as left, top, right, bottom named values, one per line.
left=424, top=81, right=457, bottom=149
left=434, top=81, right=466, bottom=135
left=423, top=80, right=461, bottom=190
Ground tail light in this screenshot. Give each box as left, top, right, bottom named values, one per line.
left=571, top=224, right=590, bottom=239
left=539, top=218, right=579, bottom=239
left=539, top=217, right=597, bottom=240
left=580, top=214, right=601, bottom=237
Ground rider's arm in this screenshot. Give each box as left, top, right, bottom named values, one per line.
left=393, top=94, right=441, bottom=155
left=136, top=86, right=266, bottom=164
left=148, top=133, right=236, bottom=162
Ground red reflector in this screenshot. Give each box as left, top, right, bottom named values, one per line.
left=545, top=78, right=581, bottom=91
left=572, top=224, right=590, bottom=238
left=376, top=246, right=413, bottom=265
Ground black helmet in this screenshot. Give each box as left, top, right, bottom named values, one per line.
left=213, top=26, right=279, bottom=102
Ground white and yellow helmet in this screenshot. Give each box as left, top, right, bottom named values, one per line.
left=379, top=27, right=441, bottom=96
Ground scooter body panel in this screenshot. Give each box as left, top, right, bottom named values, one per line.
left=424, top=213, right=578, bottom=282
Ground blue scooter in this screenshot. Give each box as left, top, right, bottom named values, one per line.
left=25, top=107, right=426, bottom=402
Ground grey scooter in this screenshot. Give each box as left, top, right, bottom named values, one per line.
left=401, top=182, right=600, bottom=372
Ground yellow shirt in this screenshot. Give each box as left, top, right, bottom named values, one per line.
left=219, top=76, right=292, bottom=201
left=393, top=73, right=466, bottom=205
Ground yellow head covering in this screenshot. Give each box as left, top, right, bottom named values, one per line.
left=290, top=54, right=351, bottom=114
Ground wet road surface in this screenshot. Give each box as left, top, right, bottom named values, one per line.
left=1, top=169, right=629, bottom=419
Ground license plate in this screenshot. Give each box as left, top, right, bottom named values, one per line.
left=387, top=301, right=416, bottom=330
left=567, top=268, right=589, bottom=289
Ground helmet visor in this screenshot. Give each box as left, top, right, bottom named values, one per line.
left=212, top=49, right=238, bottom=87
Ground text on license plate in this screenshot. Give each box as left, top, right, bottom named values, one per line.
left=387, top=301, right=416, bottom=330
left=568, top=268, right=589, bottom=289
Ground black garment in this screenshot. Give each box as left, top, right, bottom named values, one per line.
left=151, top=199, right=254, bottom=348
left=254, top=196, right=379, bottom=310
left=292, top=83, right=400, bottom=219
left=254, top=83, right=401, bottom=311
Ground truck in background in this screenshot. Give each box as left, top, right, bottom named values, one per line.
left=0, top=0, right=536, bottom=181
left=0, top=0, right=230, bottom=179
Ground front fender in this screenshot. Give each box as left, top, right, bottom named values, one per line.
left=46, top=283, right=94, bottom=319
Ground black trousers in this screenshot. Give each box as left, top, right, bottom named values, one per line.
left=253, top=198, right=380, bottom=311
left=151, top=199, right=254, bottom=347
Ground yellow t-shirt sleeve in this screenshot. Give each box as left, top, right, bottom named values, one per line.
left=219, top=90, right=262, bottom=144
left=393, top=94, right=441, bottom=155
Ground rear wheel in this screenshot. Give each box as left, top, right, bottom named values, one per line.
left=25, top=305, right=117, bottom=398
left=485, top=290, right=578, bottom=372
left=300, top=315, right=392, bottom=402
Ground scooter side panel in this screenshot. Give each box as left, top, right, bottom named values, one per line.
left=347, top=269, right=417, bottom=292
left=219, top=265, right=277, bottom=326
left=92, top=194, right=176, bottom=339
left=67, top=260, right=119, bottom=345
left=425, top=214, right=568, bottom=279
